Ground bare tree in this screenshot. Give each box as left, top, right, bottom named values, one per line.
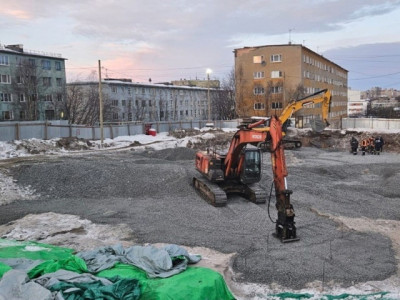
left=235, top=65, right=254, bottom=117
left=66, top=72, right=114, bottom=125
left=287, top=84, right=306, bottom=101
left=212, top=68, right=236, bottom=120
left=11, top=59, right=47, bottom=120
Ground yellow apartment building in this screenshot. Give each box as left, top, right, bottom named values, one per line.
left=234, top=44, right=348, bottom=128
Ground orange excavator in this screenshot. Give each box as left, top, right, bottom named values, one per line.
left=193, top=115, right=298, bottom=242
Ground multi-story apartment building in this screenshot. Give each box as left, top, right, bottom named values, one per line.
left=347, top=88, right=367, bottom=117
left=0, top=44, right=67, bottom=121
left=234, top=44, right=348, bottom=128
left=68, top=79, right=220, bottom=123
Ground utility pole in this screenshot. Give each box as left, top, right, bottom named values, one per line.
left=206, top=68, right=212, bottom=123
left=98, top=60, right=104, bottom=145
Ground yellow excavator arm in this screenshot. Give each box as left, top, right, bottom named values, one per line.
left=279, top=89, right=332, bottom=127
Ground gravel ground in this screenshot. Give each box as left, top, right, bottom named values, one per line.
left=0, top=146, right=399, bottom=291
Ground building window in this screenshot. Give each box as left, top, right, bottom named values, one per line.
left=271, top=102, right=283, bottom=109
left=16, top=76, right=22, bottom=84
left=41, top=60, right=51, bottom=70
left=112, top=112, right=119, bottom=120
left=121, top=100, right=126, bottom=106
left=253, top=71, right=265, bottom=79
left=20, top=111, right=26, bottom=120
left=0, top=55, right=9, bottom=65
left=45, top=94, right=53, bottom=102
left=43, top=77, right=52, bottom=86
left=0, top=74, right=11, bottom=84
left=111, top=100, right=119, bottom=106
left=254, top=103, right=265, bottom=110
left=127, top=87, right=131, bottom=95
left=2, top=111, right=13, bottom=120
left=111, top=86, right=117, bottom=93
left=270, top=54, right=282, bottom=62
left=45, top=110, right=55, bottom=120
left=128, top=113, right=132, bottom=121
left=29, top=59, right=36, bottom=66
left=254, top=86, right=265, bottom=95
left=18, top=94, right=25, bottom=102
left=270, top=86, right=282, bottom=94
left=271, top=71, right=283, bottom=78
left=56, top=78, right=62, bottom=86
left=141, top=100, right=146, bottom=107
left=253, top=56, right=264, bottom=63
left=0, top=93, right=12, bottom=102
left=55, top=61, right=62, bottom=70
left=56, top=94, right=63, bottom=101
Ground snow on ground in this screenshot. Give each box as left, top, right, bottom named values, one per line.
left=0, top=127, right=237, bottom=160
left=1, top=127, right=400, bottom=299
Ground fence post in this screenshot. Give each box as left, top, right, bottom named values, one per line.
left=92, top=127, right=95, bottom=140
left=69, top=125, right=72, bottom=138
left=109, top=125, right=114, bottom=139
left=15, top=123, right=20, bottom=140
left=156, top=122, right=160, bottom=133
left=127, top=123, right=131, bottom=136
left=44, top=122, right=48, bottom=140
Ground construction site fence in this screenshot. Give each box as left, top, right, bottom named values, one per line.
left=0, top=120, right=241, bottom=142
left=1, top=118, right=399, bottom=142
left=341, top=117, right=400, bottom=131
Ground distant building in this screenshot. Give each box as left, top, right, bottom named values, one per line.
left=347, top=88, right=367, bottom=117
left=0, top=44, right=67, bottom=121
left=171, top=79, right=220, bottom=89
left=68, top=79, right=221, bottom=123
left=362, top=88, right=400, bottom=100
left=234, top=44, right=348, bottom=128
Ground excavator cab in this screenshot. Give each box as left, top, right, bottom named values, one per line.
left=240, top=149, right=261, bottom=184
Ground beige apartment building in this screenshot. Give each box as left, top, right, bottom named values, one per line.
left=234, top=44, right=348, bottom=128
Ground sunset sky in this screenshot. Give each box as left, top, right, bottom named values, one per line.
left=1, top=0, right=400, bottom=90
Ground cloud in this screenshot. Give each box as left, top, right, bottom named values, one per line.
left=3, top=0, right=400, bottom=88
left=324, top=42, right=400, bottom=90
left=0, top=9, right=32, bottom=20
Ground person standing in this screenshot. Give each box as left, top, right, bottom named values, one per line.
left=379, top=136, right=385, bottom=153
left=350, top=137, right=359, bottom=155
left=375, top=136, right=381, bottom=155
left=361, top=138, right=369, bottom=156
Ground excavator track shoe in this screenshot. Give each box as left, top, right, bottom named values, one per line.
left=193, top=176, right=227, bottom=207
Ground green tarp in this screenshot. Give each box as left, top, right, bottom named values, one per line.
left=0, top=261, right=11, bottom=278
left=0, top=239, right=235, bottom=300
left=97, top=263, right=235, bottom=300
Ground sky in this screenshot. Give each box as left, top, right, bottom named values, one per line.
left=1, top=0, right=400, bottom=91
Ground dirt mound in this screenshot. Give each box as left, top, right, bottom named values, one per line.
left=140, top=147, right=197, bottom=161
left=288, top=129, right=400, bottom=153
left=56, top=137, right=93, bottom=150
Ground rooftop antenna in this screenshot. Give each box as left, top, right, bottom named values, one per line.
left=289, top=28, right=295, bottom=44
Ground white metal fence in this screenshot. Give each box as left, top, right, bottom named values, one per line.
left=1, top=118, right=399, bottom=142
left=341, top=118, right=400, bottom=131
left=0, top=120, right=241, bottom=142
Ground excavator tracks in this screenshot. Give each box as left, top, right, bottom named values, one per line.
left=193, top=176, right=227, bottom=207
left=245, top=184, right=267, bottom=204
left=193, top=177, right=268, bottom=206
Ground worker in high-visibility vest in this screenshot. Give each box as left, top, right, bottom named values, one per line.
left=361, top=138, right=369, bottom=156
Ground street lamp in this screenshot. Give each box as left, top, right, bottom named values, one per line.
left=206, top=68, right=212, bottom=123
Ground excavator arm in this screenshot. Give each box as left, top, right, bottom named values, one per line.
left=254, top=115, right=298, bottom=242
left=280, top=89, right=332, bottom=130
